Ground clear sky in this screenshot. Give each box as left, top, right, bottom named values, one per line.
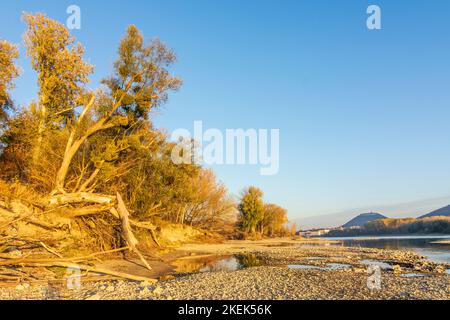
left=1, top=0, right=450, bottom=225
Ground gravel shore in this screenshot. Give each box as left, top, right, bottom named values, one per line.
left=1, top=241, right=449, bottom=300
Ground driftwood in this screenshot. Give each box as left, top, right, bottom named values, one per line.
left=67, top=205, right=112, bottom=217
left=26, top=218, right=63, bottom=231
left=47, top=193, right=115, bottom=206
left=0, top=274, right=21, bottom=281
left=1, top=261, right=157, bottom=283
left=0, top=247, right=157, bottom=283
left=0, top=247, right=129, bottom=266
left=45, top=192, right=160, bottom=247
left=0, top=206, right=64, bottom=231
left=38, top=241, right=63, bottom=258
left=115, top=193, right=152, bottom=271
left=131, top=220, right=161, bottom=247
left=1, top=188, right=162, bottom=284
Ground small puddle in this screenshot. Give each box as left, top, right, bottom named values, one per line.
left=327, top=263, right=352, bottom=270
left=198, top=257, right=240, bottom=272
left=446, top=269, right=450, bottom=275
left=288, top=265, right=325, bottom=270
left=401, top=273, right=428, bottom=278
left=288, top=263, right=351, bottom=271
left=171, top=254, right=261, bottom=274
left=361, top=259, right=393, bottom=270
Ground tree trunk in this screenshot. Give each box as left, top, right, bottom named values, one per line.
left=47, top=192, right=115, bottom=206
left=32, top=105, right=46, bottom=165
left=115, top=192, right=152, bottom=271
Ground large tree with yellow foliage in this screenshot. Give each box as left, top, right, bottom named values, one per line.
left=0, top=39, right=19, bottom=125
left=238, top=186, right=265, bottom=233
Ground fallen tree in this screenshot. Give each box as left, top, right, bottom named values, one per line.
left=0, top=188, right=160, bottom=283
left=0, top=247, right=157, bottom=283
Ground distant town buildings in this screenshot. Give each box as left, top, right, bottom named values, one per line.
left=298, top=228, right=332, bottom=238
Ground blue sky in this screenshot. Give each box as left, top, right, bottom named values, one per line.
left=1, top=0, right=450, bottom=225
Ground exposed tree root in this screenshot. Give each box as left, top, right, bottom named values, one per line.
left=0, top=247, right=157, bottom=283
left=0, top=189, right=162, bottom=284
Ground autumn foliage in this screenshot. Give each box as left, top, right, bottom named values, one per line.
left=238, top=186, right=289, bottom=237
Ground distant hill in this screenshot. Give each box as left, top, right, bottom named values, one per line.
left=342, top=212, right=387, bottom=228
left=419, top=205, right=450, bottom=219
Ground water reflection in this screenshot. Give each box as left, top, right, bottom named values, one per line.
left=288, top=265, right=324, bottom=270
left=288, top=263, right=351, bottom=271
left=235, top=254, right=261, bottom=268
left=401, top=273, right=427, bottom=278
left=361, top=259, right=393, bottom=270
left=326, top=263, right=352, bottom=270
left=172, top=254, right=261, bottom=274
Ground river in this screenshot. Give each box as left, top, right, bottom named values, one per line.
left=324, top=235, right=450, bottom=264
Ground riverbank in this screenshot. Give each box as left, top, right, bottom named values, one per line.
left=0, top=238, right=449, bottom=300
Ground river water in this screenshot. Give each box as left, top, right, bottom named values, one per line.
left=324, top=235, right=450, bottom=264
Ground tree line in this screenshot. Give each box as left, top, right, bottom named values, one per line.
left=327, top=217, right=450, bottom=237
